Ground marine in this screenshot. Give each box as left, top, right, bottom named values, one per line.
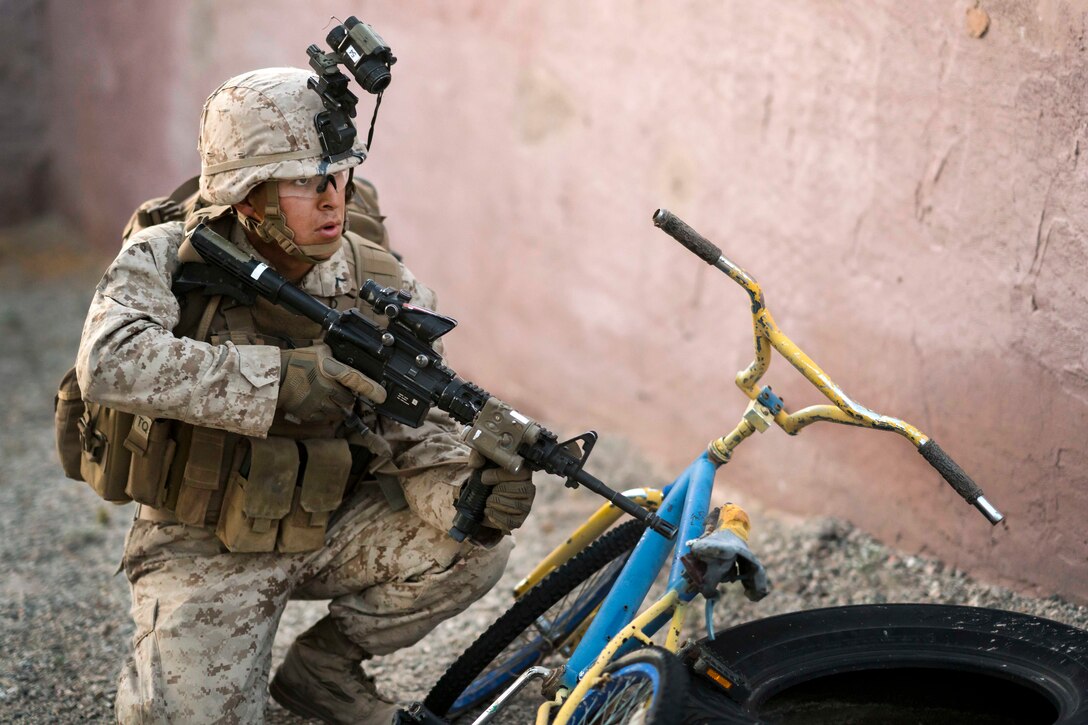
left=73, top=64, right=534, bottom=724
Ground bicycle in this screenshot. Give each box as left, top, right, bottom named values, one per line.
left=398, top=210, right=1088, bottom=724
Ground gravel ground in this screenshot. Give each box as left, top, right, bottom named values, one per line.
left=2, top=217, right=1086, bottom=723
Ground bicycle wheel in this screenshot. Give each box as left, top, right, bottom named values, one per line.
left=425, top=519, right=646, bottom=717
left=683, top=604, right=1088, bottom=724
left=562, top=646, right=690, bottom=725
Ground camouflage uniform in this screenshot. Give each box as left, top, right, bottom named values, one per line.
left=80, top=220, right=511, bottom=724
left=77, top=68, right=514, bottom=724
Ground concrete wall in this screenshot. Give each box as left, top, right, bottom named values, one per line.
left=25, top=1, right=1088, bottom=601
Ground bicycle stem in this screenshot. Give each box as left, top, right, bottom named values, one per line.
left=653, top=209, right=1004, bottom=525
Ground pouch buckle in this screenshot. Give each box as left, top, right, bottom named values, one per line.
left=77, top=412, right=105, bottom=462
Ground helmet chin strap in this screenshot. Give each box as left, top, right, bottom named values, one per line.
left=343, top=168, right=356, bottom=234
left=238, top=182, right=341, bottom=264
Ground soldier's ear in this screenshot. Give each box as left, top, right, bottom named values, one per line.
left=234, top=199, right=258, bottom=221
left=234, top=183, right=266, bottom=222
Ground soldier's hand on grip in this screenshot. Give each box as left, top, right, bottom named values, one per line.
left=278, top=344, right=386, bottom=423
left=467, top=451, right=536, bottom=535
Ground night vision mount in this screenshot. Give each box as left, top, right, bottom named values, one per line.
left=307, top=16, right=397, bottom=162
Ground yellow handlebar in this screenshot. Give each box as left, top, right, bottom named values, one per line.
left=654, top=209, right=1003, bottom=525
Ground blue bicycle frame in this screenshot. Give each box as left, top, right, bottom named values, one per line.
left=560, top=452, right=719, bottom=688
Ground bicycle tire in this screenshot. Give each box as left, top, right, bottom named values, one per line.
left=682, top=603, right=1088, bottom=724
left=425, top=519, right=646, bottom=717
left=563, top=646, right=690, bottom=725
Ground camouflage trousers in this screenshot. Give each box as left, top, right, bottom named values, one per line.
left=114, top=485, right=512, bottom=724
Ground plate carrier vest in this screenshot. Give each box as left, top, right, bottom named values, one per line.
left=54, top=177, right=406, bottom=553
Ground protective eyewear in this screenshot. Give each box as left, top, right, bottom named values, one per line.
left=278, top=170, right=350, bottom=199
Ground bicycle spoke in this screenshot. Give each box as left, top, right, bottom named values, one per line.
left=577, top=676, right=654, bottom=725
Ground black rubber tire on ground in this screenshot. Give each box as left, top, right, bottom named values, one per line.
left=424, top=519, right=646, bottom=717
left=564, top=645, right=691, bottom=725
left=681, top=603, right=1088, bottom=724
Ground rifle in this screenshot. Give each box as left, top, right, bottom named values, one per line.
left=187, top=223, right=678, bottom=542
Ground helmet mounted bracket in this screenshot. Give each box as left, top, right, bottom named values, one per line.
left=306, top=16, right=396, bottom=162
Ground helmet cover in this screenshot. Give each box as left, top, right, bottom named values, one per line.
left=198, top=67, right=366, bottom=205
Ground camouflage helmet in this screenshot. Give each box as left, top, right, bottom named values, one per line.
left=198, top=67, right=366, bottom=205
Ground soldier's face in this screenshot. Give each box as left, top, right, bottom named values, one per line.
left=276, top=172, right=348, bottom=251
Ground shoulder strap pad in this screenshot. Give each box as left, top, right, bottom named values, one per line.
left=344, top=231, right=403, bottom=293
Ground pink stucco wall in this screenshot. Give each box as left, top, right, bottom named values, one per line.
left=44, top=1, right=1088, bottom=602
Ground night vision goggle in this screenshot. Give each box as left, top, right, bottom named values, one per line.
left=307, top=16, right=397, bottom=163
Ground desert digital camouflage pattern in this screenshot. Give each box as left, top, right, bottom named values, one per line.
left=198, top=67, right=367, bottom=206
left=115, top=486, right=511, bottom=723
left=78, top=216, right=508, bottom=722
left=77, top=222, right=277, bottom=438
left=76, top=222, right=437, bottom=439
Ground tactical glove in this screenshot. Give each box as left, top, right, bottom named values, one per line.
left=278, top=344, right=386, bottom=424
left=689, top=528, right=771, bottom=602
left=467, top=451, right=536, bottom=535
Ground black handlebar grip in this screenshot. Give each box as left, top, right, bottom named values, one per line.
left=919, top=439, right=1004, bottom=525
left=449, top=467, right=491, bottom=542
left=652, top=209, right=723, bottom=265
